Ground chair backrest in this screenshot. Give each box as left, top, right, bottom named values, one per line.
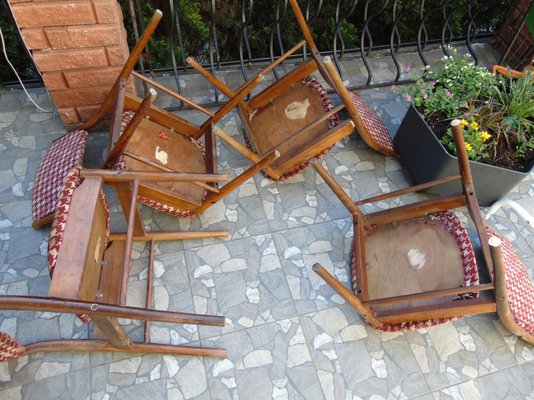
left=48, top=171, right=108, bottom=302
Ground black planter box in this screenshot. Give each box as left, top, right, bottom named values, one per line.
left=392, top=105, right=531, bottom=207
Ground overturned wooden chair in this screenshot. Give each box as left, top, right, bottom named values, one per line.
left=2, top=168, right=231, bottom=361
left=312, top=119, right=533, bottom=341
left=32, top=9, right=278, bottom=228
left=185, top=0, right=395, bottom=181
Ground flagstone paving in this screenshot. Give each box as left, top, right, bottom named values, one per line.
left=0, top=71, right=532, bottom=400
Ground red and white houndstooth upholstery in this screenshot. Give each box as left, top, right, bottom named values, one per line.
left=0, top=332, right=25, bottom=362
left=115, top=111, right=207, bottom=217
left=246, top=77, right=340, bottom=180
left=352, top=211, right=480, bottom=332
left=32, top=129, right=88, bottom=226
left=47, top=168, right=110, bottom=324
left=347, top=91, right=394, bottom=154
left=486, top=227, right=534, bottom=337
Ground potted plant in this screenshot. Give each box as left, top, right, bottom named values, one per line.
left=393, top=50, right=534, bottom=206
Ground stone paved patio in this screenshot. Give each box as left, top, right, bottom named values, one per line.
left=0, top=54, right=533, bottom=399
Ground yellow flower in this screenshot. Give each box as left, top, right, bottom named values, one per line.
left=479, top=131, right=491, bottom=142
left=465, top=143, right=473, bottom=151
left=470, top=121, right=479, bottom=130
left=460, top=119, right=469, bottom=126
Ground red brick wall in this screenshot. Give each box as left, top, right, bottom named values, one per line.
left=6, top=0, right=130, bottom=127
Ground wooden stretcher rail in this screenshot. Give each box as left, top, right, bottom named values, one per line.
left=0, top=296, right=226, bottom=326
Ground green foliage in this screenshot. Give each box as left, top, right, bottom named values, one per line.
left=442, top=117, right=491, bottom=161
left=475, top=71, right=534, bottom=158
left=428, top=49, right=494, bottom=105
left=0, top=9, right=38, bottom=83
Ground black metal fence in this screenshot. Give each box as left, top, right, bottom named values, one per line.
left=121, top=0, right=515, bottom=92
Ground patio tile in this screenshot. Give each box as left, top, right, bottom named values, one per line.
left=185, top=234, right=296, bottom=338
left=431, top=365, right=532, bottom=400
left=202, top=318, right=323, bottom=400
left=404, top=314, right=517, bottom=392
left=299, top=306, right=430, bottom=400
left=271, top=219, right=352, bottom=315
left=91, top=355, right=210, bottom=400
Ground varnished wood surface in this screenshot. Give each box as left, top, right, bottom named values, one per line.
left=247, top=82, right=332, bottom=169
left=48, top=178, right=106, bottom=301
left=123, top=117, right=207, bottom=208
left=364, top=218, right=465, bottom=313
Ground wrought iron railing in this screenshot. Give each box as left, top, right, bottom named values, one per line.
left=121, top=0, right=515, bottom=97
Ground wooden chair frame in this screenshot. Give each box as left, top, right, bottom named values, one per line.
left=78, top=10, right=279, bottom=216
left=312, top=120, right=500, bottom=328
left=185, top=0, right=395, bottom=180
left=3, top=169, right=232, bottom=358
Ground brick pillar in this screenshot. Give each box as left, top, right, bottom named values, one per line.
left=6, top=0, right=130, bottom=127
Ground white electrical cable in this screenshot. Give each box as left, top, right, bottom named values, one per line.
left=0, top=24, right=53, bottom=113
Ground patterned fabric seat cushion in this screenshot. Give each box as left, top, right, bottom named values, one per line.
left=115, top=111, right=206, bottom=217
left=32, top=129, right=88, bottom=227
left=0, top=332, right=25, bottom=362
left=47, top=168, right=110, bottom=324
left=352, top=211, right=480, bottom=332
left=245, top=76, right=340, bottom=180
left=486, top=227, right=534, bottom=336
left=347, top=91, right=395, bottom=154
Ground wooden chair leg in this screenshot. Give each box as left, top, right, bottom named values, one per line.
left=24, top=340, right=227, bottom=358
left=194, top=150, right=280, bottom=215
left=312, top=263, right=382, bottom=328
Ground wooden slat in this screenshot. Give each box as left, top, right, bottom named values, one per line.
left=98, top=240, right=127, bottom=306
left=124, top=95, right=200, bottom=138
left=363, top=283, right=494, bottom=306
left=275, top=120, right=354, bottom=174
left=355, top=175, right=462, bottom=206
left=48, top=178, right=106, bottom=300
left=120, top=179, right=139, bottom=305
left=90, top=315, right=131, bottom=349
left=375, top=297, right=496, bottom=324
left=365, top=194, right=466, bottom=226
left=114, top=181, right=145, bottom=237
left=108, top=230, right=229, bottom=241
left=24, top=339, right=227, bottom=358
left=105, top=89, right=157, bottom=168
left=247, top=59, right=318, bottom=110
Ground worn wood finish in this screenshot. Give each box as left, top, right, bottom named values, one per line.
left=375, top=297, right=497, bottom=324
left=48, top=178, right=107, bottom=300
left=145, top=240, right=155, bottom=343
left=451, top=120, right=494, bottom=281
left=120, top=179, right=139, bottom=306
left=98, top=240, right=127, bottom=306
left=363, top=283, right=494, bottom=307
left=0, top=295, right=226, bottom=325
left=122, top=117, right=207, bottom=208
left=114, top=181, right=145, bottom=237
left=132, top=71, right=215, bottom=117
left=90, top=315, right=131, bottom=349
left=81, top=169, right=229, bottom=184
left=213, top=126, right=282, bottom=180
left=195, top=150, right=280, bottom=215
left=246, top=59, right=318, bottom=111
left=355, top=175, right=462, bottom=206
left=123, top=95, right=199, bottom=138
left=109, top=78, right=127, bottom=151
left=312, top=264, right=381, bottom=328
left=275, top=120, right=354, bottom=174
left=354, top=217, right=368, bottom=300
left=365, top=194, right=466, bottom=226
left=105, top=89, right=157, bottom=168
left=108, top=231, right=229, bottom=241
left=247, top=82, right=330, bottom=169
left=24, top=339, right=227, bottom=358
left=364, top=218, right=465, bottom=313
